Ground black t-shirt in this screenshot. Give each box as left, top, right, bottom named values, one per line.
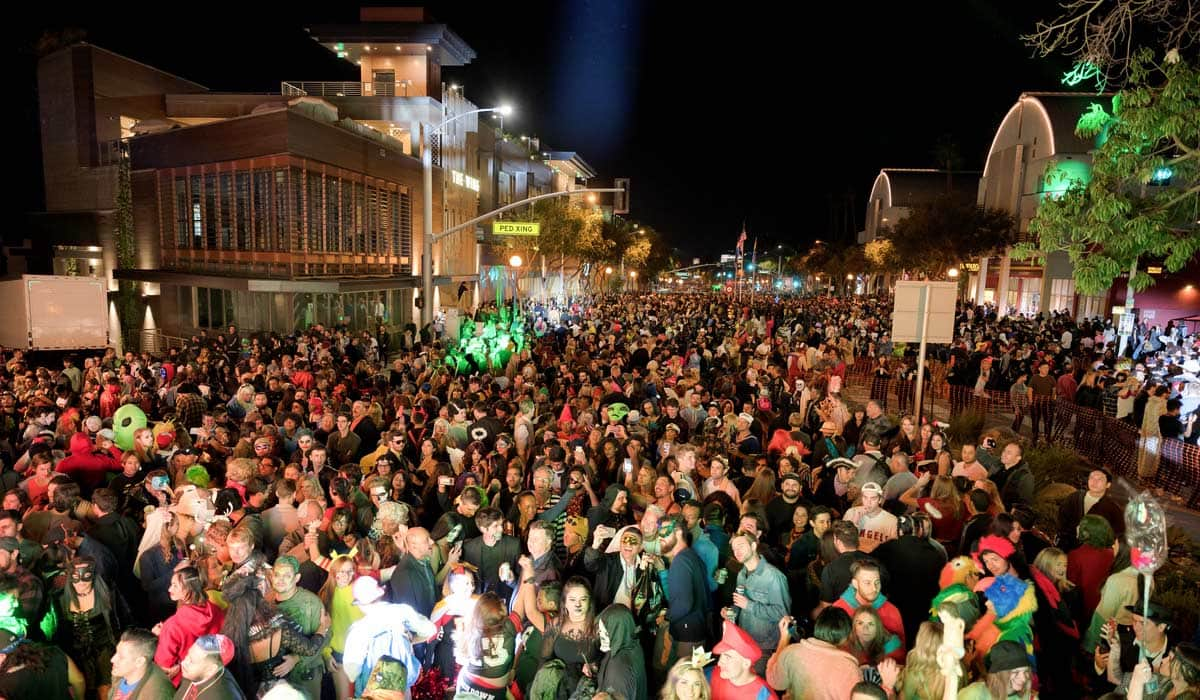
left=819, top=550, right=889, bottom=603
left=1029, top=374, right=1056, bottom=397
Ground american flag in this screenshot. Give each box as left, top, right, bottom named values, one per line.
left=736, top=227, right=747, bottom=254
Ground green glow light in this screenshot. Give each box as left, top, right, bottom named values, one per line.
left=1062, top=61, right=1106, bottom=92
left=335, top=43, right=345, bottom=51
left=1041, top=160, right=1092, bottom=201
left=1151, top=167, right=1173, bottom=182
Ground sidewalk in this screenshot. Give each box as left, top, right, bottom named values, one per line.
left=838, top=366, right=1200, bottom=542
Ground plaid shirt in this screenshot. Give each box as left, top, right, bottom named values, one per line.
left=175, top=392, right=206, bottom=429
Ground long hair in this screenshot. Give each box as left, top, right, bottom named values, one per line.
left=929, top=475, right=963, bottom=519
left=61, top=556, right=118, bottom=633
left=461, top=592, right=508, bottom=666
left=159, top=507, right=188, bottom=563
left=847, top=606, right=887, bottom=665
left=132, top=427, right=156, bottom=462
left=660, top=657, right=712, bottom=700
left=554, top=576, right=598, bottom=640
left=220, top=572, right=272, bottom=693
left=744, top=467, right=777, bottom=504
left=985, top=668, right=1032, bottom=700
left=1032, top=547, right=1075, bottom=592
left=897, top=621, right=951, bottom=700
left=318, top=555, right=358, bottom=609
left=172, top=566, right=207, bottom=607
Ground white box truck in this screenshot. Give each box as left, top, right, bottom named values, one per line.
left=0, top=275, right=110, bottom=351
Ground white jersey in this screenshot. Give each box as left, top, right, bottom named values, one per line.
left=843, top=507, right=898, bottom=553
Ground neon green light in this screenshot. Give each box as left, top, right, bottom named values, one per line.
left=1062, top=61, right=1106, bottom=92
left=1041, top=160, right=1092, bottom=201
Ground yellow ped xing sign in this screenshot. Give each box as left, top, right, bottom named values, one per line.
left=492, top=221, right=540, bottom=236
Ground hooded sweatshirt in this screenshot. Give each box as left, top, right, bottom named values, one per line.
left=155, top=600, right=227, bottom=686
left=597, top=604, right=648, bottom=700
left=55, top=432, right=120, bottom=497
left=587, top=484, right=633, bottom=536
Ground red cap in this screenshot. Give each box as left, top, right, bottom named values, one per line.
left=712, top=620, right=761, bottom=663
left=213, top=634, right=236, bottom=665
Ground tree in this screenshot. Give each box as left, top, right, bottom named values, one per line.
left=1020, top=1, right=1200, bottom=293
left=519, top=199, right=609, bottom=293
left=864, top=239, right=901, bottom=273
left=1023, top=0, right=1198, bottom=90
left=885, top=195, right=1017, bottom=277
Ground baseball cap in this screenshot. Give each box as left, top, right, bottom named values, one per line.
left=665, top=423, right=680, bottom=433
left=352, top=576, right=387, bottom=606
left=861, top=482, right=883, bottom=497
left=779, top=472, right=803, bottom=485
left=713, top=620, right=762, bottom=662
left=195, top=634, right=236, bottom=666
left=97, top=428, right=115, bottom=441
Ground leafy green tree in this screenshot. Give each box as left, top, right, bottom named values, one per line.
left=1020, top=50, right=1199, bottom=293
left=884, top=195, right=1017, bottom=277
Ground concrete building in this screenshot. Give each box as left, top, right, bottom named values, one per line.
left=29, top=8, right=507, bottom=347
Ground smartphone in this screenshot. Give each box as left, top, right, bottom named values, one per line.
left=439, top=476, right=454, bottom=487
left=623, top=458, right=633, bottom=474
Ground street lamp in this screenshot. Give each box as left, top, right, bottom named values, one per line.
left=509, top=254, right=523, bottom=314
left=605, top=266, right=613, bottom=275
left=947, top=267, right=960, bottom=278
left=422, top=104, right=514, bottom=325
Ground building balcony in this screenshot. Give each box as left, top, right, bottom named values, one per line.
left=283, top=81, right=421, bottom=98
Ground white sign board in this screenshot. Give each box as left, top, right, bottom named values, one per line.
left=891, top=281, right=958, bottom=343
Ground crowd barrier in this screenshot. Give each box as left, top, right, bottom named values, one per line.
left=834, top=360, right=1200, bottom=508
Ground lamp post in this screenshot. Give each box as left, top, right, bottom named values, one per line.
left=422, top=104, right=513, bottom=326
left=629, top=270, right=637, bottom=292
left=509, top=254, right=523, bottom=315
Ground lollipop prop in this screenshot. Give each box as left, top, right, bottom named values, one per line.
left=1124, top=491, right=1168, bottom=665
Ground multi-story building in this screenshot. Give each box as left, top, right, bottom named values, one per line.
left=31, top=7, right=506, bottom=347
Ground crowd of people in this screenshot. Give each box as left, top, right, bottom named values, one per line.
left=0, top=291, right=1197, bottom=700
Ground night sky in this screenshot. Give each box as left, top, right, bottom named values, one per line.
left=18, top=1, right=1071, bottom=258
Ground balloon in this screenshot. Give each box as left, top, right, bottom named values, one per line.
left=1124, top=491, right=1168, bottom=574
left=113, top=404, right=148, bottom=451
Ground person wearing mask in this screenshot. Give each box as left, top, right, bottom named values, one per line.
left=726, top=531, right=790, bottom=675
left=595, top=604, right=649, bottom=700
left=270, top=555, right=327, bottom=699
left=653, top=514, right=711, bottom=665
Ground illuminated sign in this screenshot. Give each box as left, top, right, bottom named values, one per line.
left=451, top=170, right=481, bottom=192
left=1147, top=266, right=1163, bottom=275
left=962, top=262, right=980, bottom=272
left=492, top=222, right=540, bottom=236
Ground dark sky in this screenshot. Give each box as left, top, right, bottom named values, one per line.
left=18, top=1, right=1070, bottom=258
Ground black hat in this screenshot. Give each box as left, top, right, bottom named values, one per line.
left=1125, top=597, right=1172, bottom=625
left=986, top=640, right=1029, bottom=673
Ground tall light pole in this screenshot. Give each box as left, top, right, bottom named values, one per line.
left=422, top=104, right=513, bottom=326
left=509, top=254, right=523, bottom=315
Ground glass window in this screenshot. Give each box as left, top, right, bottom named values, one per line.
left=354, top=182, right=365, bottom=253
left=219, top=173, right=233, bottom=249
left=177, top=286, right=193, bottom=327
left=236, top=173, right=251, bottom=250
left=204, top=174, right=217, bottom=249
left=326, top=177, right=340, bottom=252
left=341, top=178, right=354, bottom=253
left=174, top=177, right=189, bottom=248
left=253, top=171, right=271, bottom=250
left=290, top=168, right=303, bottom=251
left=378, top=188, right=391, bottom=255
left=198, top=286, right=210, bottom=327
left=276, top=169, right=289, bottom=251
left=307, top=171, right=322, bottom=252
left=190, top=175, right=203, bottom=247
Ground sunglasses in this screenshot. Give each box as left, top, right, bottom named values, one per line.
left=656, top=523, right=677, bottom=538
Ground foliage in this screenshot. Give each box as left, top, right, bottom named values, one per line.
left=882, top=195, right=1018, bottom=276
left=864, top=239, right=901, bottom=273
left=945, top=411, right=986, bottom=448
left=1019, top=49, right=1200, bottom=294
left=1022, top=442, right=1089, bottom=490
left=114, top=154, right=139, bottom=352
left=1022, top=0, right=1199, bottom=89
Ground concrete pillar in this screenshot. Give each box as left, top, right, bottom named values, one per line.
left=996, top=250, right=1012, bottom=317
left=975, top=255, right=989, bottom=306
